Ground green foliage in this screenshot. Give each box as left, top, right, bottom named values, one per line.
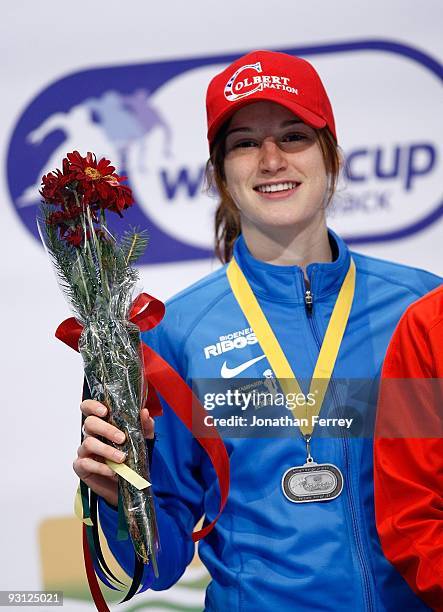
left=120, top=229, right=149, bottom=266
left=39, top=204, right=148, bottom=322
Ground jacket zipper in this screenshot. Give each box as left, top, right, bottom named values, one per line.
left=303, top=277, right=375, bottom=612
left=304, top=289, right=313, bottom=314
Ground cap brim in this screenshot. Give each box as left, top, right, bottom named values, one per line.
left=208, top=94, right=327, bottom=147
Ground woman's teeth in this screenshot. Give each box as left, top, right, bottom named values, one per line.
left=256, top=182, right=299, bottom=193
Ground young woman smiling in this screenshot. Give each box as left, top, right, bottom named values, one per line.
left=74, top=50, right=441, bottom=610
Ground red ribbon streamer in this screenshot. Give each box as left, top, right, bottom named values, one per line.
left=82, top=524, right=110, bottom=612
left=142, top=343, right=230, bottom=542
left=56, top=293, right=230, bottom=541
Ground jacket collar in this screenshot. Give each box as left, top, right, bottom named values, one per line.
left=232, top=229, right=351, bottom=304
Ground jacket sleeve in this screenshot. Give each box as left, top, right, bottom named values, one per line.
left=98, top=317, right=205, bottom=591
left=374, top=296, right=443, bottom=611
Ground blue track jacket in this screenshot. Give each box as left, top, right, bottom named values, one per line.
left=99, top=231, right=441, bottom=611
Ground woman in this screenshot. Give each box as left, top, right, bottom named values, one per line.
left=74, top=50, right=441, bottom=610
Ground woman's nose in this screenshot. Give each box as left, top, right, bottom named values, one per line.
left=259, top=139, right=288, bottom=174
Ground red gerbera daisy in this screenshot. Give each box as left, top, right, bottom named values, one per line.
left=40, top=157, right=77, bottom=205
left=64, top=151, right=134, bottom=213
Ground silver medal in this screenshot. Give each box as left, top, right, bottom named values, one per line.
left=282, top=435, right=344, bottom=503
left=281, top=461, right=344, bottom=503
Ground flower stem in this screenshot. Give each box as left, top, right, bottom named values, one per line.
left=86, top=205, right=110, bottom=301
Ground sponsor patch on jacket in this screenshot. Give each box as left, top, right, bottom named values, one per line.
left=204, top=327, right=258, bottom=359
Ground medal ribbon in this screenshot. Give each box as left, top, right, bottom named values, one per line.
left=226, top=257, right=356, bottom=436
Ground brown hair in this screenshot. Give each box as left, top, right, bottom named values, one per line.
left=205, top=125, right=341, bottom=264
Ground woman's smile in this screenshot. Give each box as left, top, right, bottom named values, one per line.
left=254, top=180, right=302, bottom=199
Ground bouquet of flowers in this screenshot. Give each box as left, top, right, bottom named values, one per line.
left=37, top=151, right=159, bottom=582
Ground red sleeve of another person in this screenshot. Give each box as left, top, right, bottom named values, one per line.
left=374, top=285, right=443, bottom=612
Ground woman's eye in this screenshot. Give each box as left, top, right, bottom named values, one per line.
left=282, top=132, right=307, bottom=143
left=233, top=140, right=258, bottom=149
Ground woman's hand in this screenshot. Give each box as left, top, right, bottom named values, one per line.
left=73, top=400, right=155, bottom=507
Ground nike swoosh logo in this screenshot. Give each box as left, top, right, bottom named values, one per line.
left=221, top=354, right=266, bottom=378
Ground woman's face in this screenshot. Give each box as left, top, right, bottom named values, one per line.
left=223, top=101, right=329, bottom=234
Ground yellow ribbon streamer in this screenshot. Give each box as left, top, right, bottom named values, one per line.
left=105, top=459, right=151, bottom=491
left=226, top=257, right=356, bottom=436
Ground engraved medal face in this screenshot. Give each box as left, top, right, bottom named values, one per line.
left=281, top=463, right=344, bottom=503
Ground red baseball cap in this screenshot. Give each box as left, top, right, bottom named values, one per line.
left=206, top=50, right=337, bottom=147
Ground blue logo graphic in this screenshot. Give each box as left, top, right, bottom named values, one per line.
left=6, top=40, right=443, bottom=263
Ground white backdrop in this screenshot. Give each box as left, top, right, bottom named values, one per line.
left=1, top=1, right=442, bottom=610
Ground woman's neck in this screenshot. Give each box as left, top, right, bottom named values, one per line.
left=241, top=219, right=332, bottom=269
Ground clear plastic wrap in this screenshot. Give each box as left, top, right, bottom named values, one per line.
left=79, top=297, right=159, bottom=571
left=37, top=151, right=159, bottom=574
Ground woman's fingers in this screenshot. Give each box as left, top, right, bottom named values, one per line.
left=83, top=415, right=126, bottom=444
left=81, top=399, right=108, bottom=418
left=75, top=398, right=154, bottom=507
left=81, top=400, right=153, bottom=441
left=76, top=399, right=124, bottom=507
left=78, top=436, right=127, bottom=464
left=73, top=452, right=119, bottom=507
left=81, top=400, right=155, bottom=441
left=73, top=467, right=119, bottom=508
left=74, top=456, right=117, bottom=480
left=81, top=400, right=125, bottom=443
left=141, top=408, right=155, bottom=440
